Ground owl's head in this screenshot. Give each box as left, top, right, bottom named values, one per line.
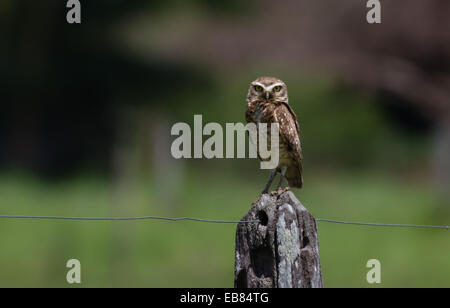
left=247, top=76, right=288, bottom=104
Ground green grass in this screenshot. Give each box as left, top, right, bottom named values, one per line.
left=0, top=168, right=448, bottom=287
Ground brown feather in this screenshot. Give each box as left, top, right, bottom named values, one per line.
left=245, top=77, right=303, bottom=189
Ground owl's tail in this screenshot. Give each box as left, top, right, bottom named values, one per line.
left=286, top=166, right=303, bottom=188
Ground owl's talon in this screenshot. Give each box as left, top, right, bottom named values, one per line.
left=270, top=187, right=290, bottom=196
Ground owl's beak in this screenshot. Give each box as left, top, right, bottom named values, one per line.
left=265, top=91, right=270, bottom=100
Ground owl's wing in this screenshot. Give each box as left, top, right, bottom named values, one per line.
left=280, top=102, right=299, bottom=134
left=276, top=102, right=303, bottom=187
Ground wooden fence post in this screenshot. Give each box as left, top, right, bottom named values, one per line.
left=234, top=190, right=324, bottom=288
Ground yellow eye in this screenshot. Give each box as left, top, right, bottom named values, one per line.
left=254, top=85, right=263, bottom=92
left=273, top=86, right=282, bottom=92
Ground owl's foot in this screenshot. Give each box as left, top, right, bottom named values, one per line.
left=271, top=187, right=290, bottom=196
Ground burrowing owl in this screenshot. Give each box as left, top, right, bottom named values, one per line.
left=245, top=76, right=303, bottom=194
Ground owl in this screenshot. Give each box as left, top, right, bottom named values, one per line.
left=245, top=76, right=303, bottom=194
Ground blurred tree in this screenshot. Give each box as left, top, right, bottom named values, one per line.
left=0, top=0, right=214, bottom=177
left=130, top=0, right=450, bottom=195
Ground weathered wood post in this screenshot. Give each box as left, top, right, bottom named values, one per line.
left=234, top=190, right=324, bottom=288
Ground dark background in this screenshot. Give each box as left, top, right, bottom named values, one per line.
left=0, top=0, right=449, bottom=287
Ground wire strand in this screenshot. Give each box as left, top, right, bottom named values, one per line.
left=316, top=218, right=449, bottom=230
left=0, top=215, right=448, bottom=229
left=0, top=215, right=258, bottom=224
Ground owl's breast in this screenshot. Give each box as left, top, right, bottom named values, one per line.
left=254, top=107, right=264, bottom=124
left=247, top=103, right=277, bottom=132
left=246, top=102, right=263, bottom=124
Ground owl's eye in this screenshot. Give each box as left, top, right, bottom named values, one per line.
left=254, top=85, right=263, bottom=92
left=273, top=86, right=282, bottom=92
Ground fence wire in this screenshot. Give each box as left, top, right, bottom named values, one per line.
left=0, top=215, right=258, bottom=224
left=0, top=215, right=448, bottom=229
left=315, top=218, right=449, bottom=230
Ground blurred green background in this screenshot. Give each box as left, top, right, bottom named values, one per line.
left=0, top=0, right=449, bottom=287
